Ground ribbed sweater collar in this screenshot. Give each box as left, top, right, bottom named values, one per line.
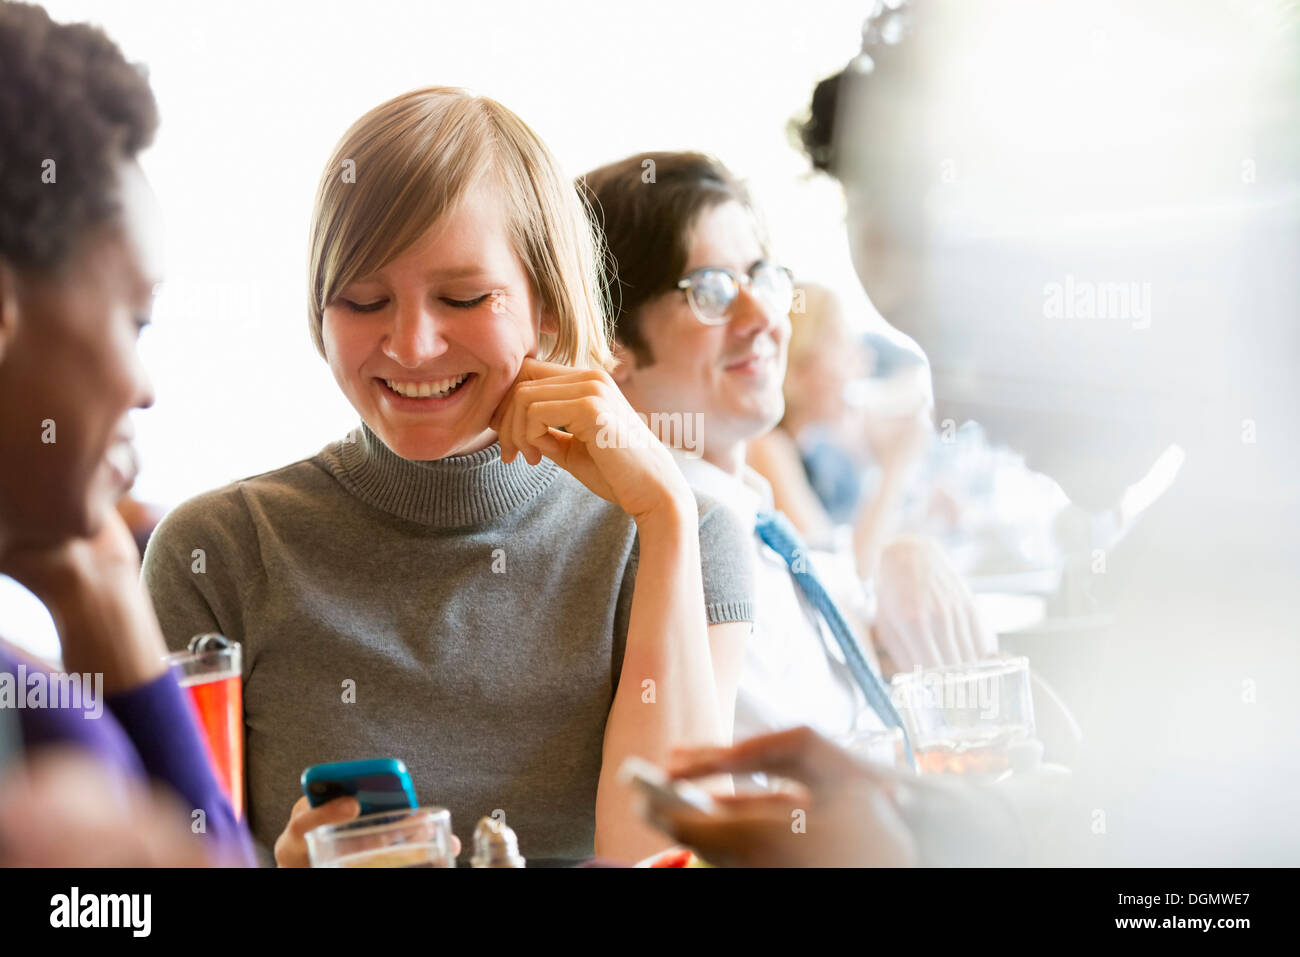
left=324, top=422, right=558, bottom=527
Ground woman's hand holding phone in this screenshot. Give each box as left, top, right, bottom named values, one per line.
left=273, top=794, right=361, bottom=868
left=489, top=358, right=693, bottom=528
left=274, top=764, right=462, bottom=868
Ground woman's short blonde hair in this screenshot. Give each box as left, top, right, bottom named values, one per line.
left=784, top=282, right=840, bottom=404
left=307, top=86, right=612, bottom=370
left=787, top=282, right=843, bottom=371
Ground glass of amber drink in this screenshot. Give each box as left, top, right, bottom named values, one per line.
left=890, top=656, right=1036, bottom=777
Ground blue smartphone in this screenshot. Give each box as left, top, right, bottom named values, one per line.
left=300, top=758, right=418, bottom=815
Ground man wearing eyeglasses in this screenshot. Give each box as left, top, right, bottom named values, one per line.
left=579, top=153, right=992, bottom=757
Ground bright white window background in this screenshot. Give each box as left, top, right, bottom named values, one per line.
left=41, top=0, right=876, bottom=507
left=4, top=0, right=874, bottom=660
left=7, top=2, right=1283, bottom=659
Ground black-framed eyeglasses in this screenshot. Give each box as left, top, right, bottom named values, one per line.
left=675, top=260, right=795, bottom=326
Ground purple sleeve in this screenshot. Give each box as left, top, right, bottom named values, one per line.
left=11, top=673, right=146, bottom=778
left=107, top=671, right=257, bottom=867
left=4, top=646, right=255, bottom=866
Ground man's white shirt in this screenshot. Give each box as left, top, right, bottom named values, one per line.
left=674, top=453, right=886, bottom=742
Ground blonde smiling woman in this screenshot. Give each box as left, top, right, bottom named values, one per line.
left=142, top=88, right=754, bottom=866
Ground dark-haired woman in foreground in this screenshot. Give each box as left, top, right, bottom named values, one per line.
left=0, top=1, right=250, bottom=865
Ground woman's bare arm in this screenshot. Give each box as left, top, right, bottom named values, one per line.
left=594, top=501, right=731, bottom=862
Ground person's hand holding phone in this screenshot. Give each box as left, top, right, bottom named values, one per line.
left=274, top=794, right=464, bottom=867
left=274, top=794, right=362, bottom=868
left=644, top=726, right=917, bottom=868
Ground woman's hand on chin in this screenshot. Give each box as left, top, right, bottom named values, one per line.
left=0, top=504, right=141, bottom=608
left=0, top=505, right=170, bottom=692
left=490, top=357, right=693, bottom=526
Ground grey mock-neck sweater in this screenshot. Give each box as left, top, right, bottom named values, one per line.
left=141, top=424, right=753, bottom=865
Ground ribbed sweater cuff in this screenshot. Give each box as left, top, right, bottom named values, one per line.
left=706, top=600, right=754, bottom=626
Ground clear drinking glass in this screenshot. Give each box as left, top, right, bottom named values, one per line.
left=307, top=807, right=456, bottom=868
left=890, top=656, right=1036, bottom=777
left=839, top=726, right=908, bottom=771
left=166, top=634, right=244, bottom=818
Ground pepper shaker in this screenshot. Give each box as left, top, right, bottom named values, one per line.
left=470, top=816, right=526, bottom=868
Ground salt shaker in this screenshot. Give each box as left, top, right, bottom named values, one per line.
left=470, top=816, right=526, bottom=868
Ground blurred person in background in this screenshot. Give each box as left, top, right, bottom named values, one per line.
left=652, top=0, right=1300, bottom=866
left=750, top=281, right=1071, bottom=590
left=747, top=281, right=932, bottom=581
left=0, top=0, right=250, bottom=865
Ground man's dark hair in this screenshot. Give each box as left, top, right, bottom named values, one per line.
left=0, top=1, right=158, bottom=271
left=578, top=152, right=762, bottom=365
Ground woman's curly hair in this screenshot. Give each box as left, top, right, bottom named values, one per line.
left=0, top=1, right=158, bottom=270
